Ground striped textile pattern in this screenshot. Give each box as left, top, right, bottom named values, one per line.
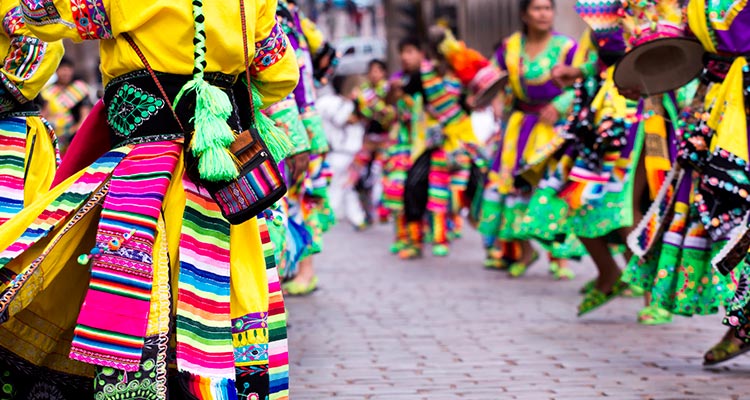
left=420, top=62, right=464, bottom=127
left=70, top=141, right=181, bottom=372
left=0, top=117, right=29, bottom=226
left=177, top=176, right=236, bottom=399
left=0, top=148, right=129, bottom=317
left=259, top=217, right=289, bottom=399
left=427, top=149, right=451, bottom=214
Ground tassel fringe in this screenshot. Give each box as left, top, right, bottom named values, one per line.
left=175, top=78, right=240, bottom=183
left=250, top=84, right=293, bottom=163
left=179, top=371, right=238, bottom=400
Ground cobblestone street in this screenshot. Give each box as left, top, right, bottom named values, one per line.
left=287, top=225, right=750, bottom=399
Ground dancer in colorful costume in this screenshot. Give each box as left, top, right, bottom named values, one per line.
left=479, top=0, right=581, bottom=278
left=42, top=58, right=91, bottom=156
left=385, top=37, right=478, bottom=259
left=0, top=0, right=299, bottom=398
left=275, top=0, right=333, bottom=296
left=615, top=0, right=739, bottom=331
left=355, top=59, right=395, bottom=226
left=524, top=0, right=647, bottom=314
left=428, top=26, right=504, bottom=244
left=655, top=0, right=750, bottom=366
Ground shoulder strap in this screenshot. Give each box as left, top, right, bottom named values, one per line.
left=122, top=33, right=187, bottom=133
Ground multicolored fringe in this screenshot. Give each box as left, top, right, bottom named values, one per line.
left=177, top=177, right=236, bottom=398
left=0, top=148, right=129, bottom=316
left=71, top=141, right=181, bottom=371
left=260, top=218, right=290, bottom=399
left=0, top=118, right=28, bottom=226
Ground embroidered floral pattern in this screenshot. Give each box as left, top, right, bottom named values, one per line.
left=107, top=83, right=165, bottom=137
left=71, top=0, right=113, bottom=40
left=232, top=312, right=268, bottom=333
left=251, top=21, right=288, bottom=75
left=2, top=7, right=23, bottom=36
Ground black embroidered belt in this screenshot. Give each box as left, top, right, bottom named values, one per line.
left=103, top=70, right=244, bottom=148
left=0, top=101, right=40, bottom=120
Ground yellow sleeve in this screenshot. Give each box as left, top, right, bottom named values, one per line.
left=251, top=0, right=299, bottom=108
left=20, top=0, right=113, bottom=42
left=0, top=4, right=64, bottom=104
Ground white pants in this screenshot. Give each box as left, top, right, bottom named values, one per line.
left=327, top=151, right=367, bottom=227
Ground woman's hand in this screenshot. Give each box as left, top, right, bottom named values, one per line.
left=551, top=65, right=583, bottom=88
left=539, top=104, right=560, bottom=126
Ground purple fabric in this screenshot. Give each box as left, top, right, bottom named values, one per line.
left=711, top=6, right=750, bottom=54
left=525, top=82, right=564, bottom=104
left=675, top=166, right=693, bottom=204
left=280, top=7, right=316, bottom=110
left=512, top=114, right=540, bottom=175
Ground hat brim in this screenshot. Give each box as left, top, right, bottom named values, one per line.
left=472, top=73, right=509, bottom=109
left=614, top=37, right=705, bottom=96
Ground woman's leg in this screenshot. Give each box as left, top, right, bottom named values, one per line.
left=580, top=236, right=622, bottom=292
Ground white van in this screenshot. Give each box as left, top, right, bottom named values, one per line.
left=334, top=37, right=387, bottom=76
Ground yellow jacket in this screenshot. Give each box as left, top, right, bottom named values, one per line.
left=20, top=0, right=298, bottom=108
left=0, top=0, right=64, bottom=108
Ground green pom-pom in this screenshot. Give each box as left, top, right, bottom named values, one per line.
left=197, top=146, right=239, bottom=182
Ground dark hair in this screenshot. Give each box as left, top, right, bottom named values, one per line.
left=331, top=75, right=347, bottom=96
left=398, top=37, right=423, bottom=53
left=519, top=0, right=555, bottom=34
left=367, top=59, right=387, bottom=73
left=59, top=57, right=74, bottom=68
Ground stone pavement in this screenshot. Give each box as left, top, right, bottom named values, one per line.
left=286, top=224, right=750, bottom=399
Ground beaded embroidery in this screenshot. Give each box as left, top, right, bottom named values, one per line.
left=107, top=83, right=165, bottom=137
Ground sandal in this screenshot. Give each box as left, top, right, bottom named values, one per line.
left=390, top=241, right=407, bottom=254
left=577, top=280, right=628, bottom=317
left=622, top=284, right=645, bottom=298
left=283, top=276, right=319, bottom=296
left=579, top=279, right=595, bottom=294
left=553, top=265, right=576, bottom=281
left=484, top=256, right=509, bottom=270
left=508, top=251, right=540, bottom=278
left=580, top=279, right=642, bottom=296
left=398, top=246, right=423, bottom=260
left=637, top=305, right=673, bottom=326
left=433, top=244, right=449, bottom=257
left=704, top=339, right=750, bottom=366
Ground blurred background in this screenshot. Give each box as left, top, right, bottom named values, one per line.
left=65, top=0, right=585, bottom=93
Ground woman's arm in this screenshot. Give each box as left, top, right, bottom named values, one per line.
left=1, top=4, right=64, bottom=108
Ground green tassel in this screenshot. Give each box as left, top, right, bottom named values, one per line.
left=197, top=146, right=239, bottom=183
left=176, top=79, right=239, bottom=182
left=251, top=84, right=293, bottom=163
